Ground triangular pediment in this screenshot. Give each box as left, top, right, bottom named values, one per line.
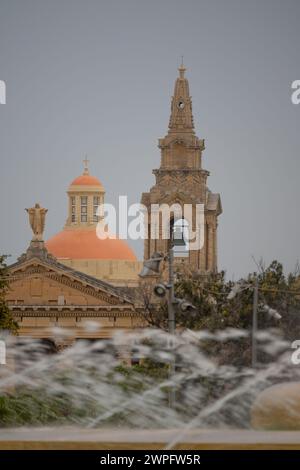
left=8, top=256, right=133, bottom=306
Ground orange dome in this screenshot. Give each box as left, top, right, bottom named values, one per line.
left=46, top=229, right=137, bottom=261
left=70, top=174, right=103, bottom=187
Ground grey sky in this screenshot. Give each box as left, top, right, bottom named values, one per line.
left=0, top=0, right=299, bottom=279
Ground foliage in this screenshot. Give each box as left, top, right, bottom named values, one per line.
left=0, top=390, right=100, bottom=427
left=141, top=260, right=300, bottom=367
left=0, top=359, right=169, bottom=427
left=0, top=255, right=18, bottom=334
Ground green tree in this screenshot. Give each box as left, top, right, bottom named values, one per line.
left=0, top=255, right=18, bottom=334
left=143, top=260, right=300, bottom=367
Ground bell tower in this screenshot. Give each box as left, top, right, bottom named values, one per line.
left=141, top=65, right=222, bottom=273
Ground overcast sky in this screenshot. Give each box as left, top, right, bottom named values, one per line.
left=0, top=0, right=299, bottom=279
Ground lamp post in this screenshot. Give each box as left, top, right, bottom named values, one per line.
left=228, top=278, right=281, bottom=369
left=140, top=226, right=195, bottom=407
left=228, top=280, right=260, bottom=368
left=167, top=242, right=176, bottom=407
left=167, top=241, right=176, bottom=335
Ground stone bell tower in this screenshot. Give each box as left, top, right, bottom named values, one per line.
left=141, top=64, right=222, bottom=273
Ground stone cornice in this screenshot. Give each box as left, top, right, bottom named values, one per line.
left=158, top=136, right=205, bottom=151
left=153, top=168, right=209, bottom=177
left=10, top=304, right=142, bottom=318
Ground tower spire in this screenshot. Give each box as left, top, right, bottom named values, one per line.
left=178, top=56, right=186, bottom=78
left=168, top=64, right=194, bottom=134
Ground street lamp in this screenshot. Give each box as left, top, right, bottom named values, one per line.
left=139, top=225, right=195, bottom=407
left=139, top=253, right=164, bottom=278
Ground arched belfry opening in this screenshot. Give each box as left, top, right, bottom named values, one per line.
left=172, top=218, right=190, bottom=258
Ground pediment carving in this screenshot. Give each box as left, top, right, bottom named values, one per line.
left=8, top=259, right=132, bottom=306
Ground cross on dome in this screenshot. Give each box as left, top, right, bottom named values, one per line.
left=83, top=155, right=90, bottom=175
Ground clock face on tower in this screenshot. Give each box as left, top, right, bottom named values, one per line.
left=177, top=100, right=185, bottom=109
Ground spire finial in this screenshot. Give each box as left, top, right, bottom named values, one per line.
left=168, top=62, right=194, bottom=133
left=178, top=56, right=186, bottom=78
left=83, top=155, right=89, bottom=175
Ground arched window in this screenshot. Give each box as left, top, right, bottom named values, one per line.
left=71, top=196, right=76, bottom=223
left=93, top=196, right=100, bottom=222
left=80, top=196, right=88, bottom=222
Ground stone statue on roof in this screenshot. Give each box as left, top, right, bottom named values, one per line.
left=25, top=203, right=48, bottom=241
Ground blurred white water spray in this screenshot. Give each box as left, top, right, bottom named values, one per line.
left=0, top=326, right=298, bottom=432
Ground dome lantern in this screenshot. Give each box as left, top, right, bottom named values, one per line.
left=65, top=158, right=105, bottom=228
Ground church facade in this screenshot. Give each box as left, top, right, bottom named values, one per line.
left=6, top=238, right=142, bottom=352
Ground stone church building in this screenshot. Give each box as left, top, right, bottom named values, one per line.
left=6, top=65, right=222, bottom=350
